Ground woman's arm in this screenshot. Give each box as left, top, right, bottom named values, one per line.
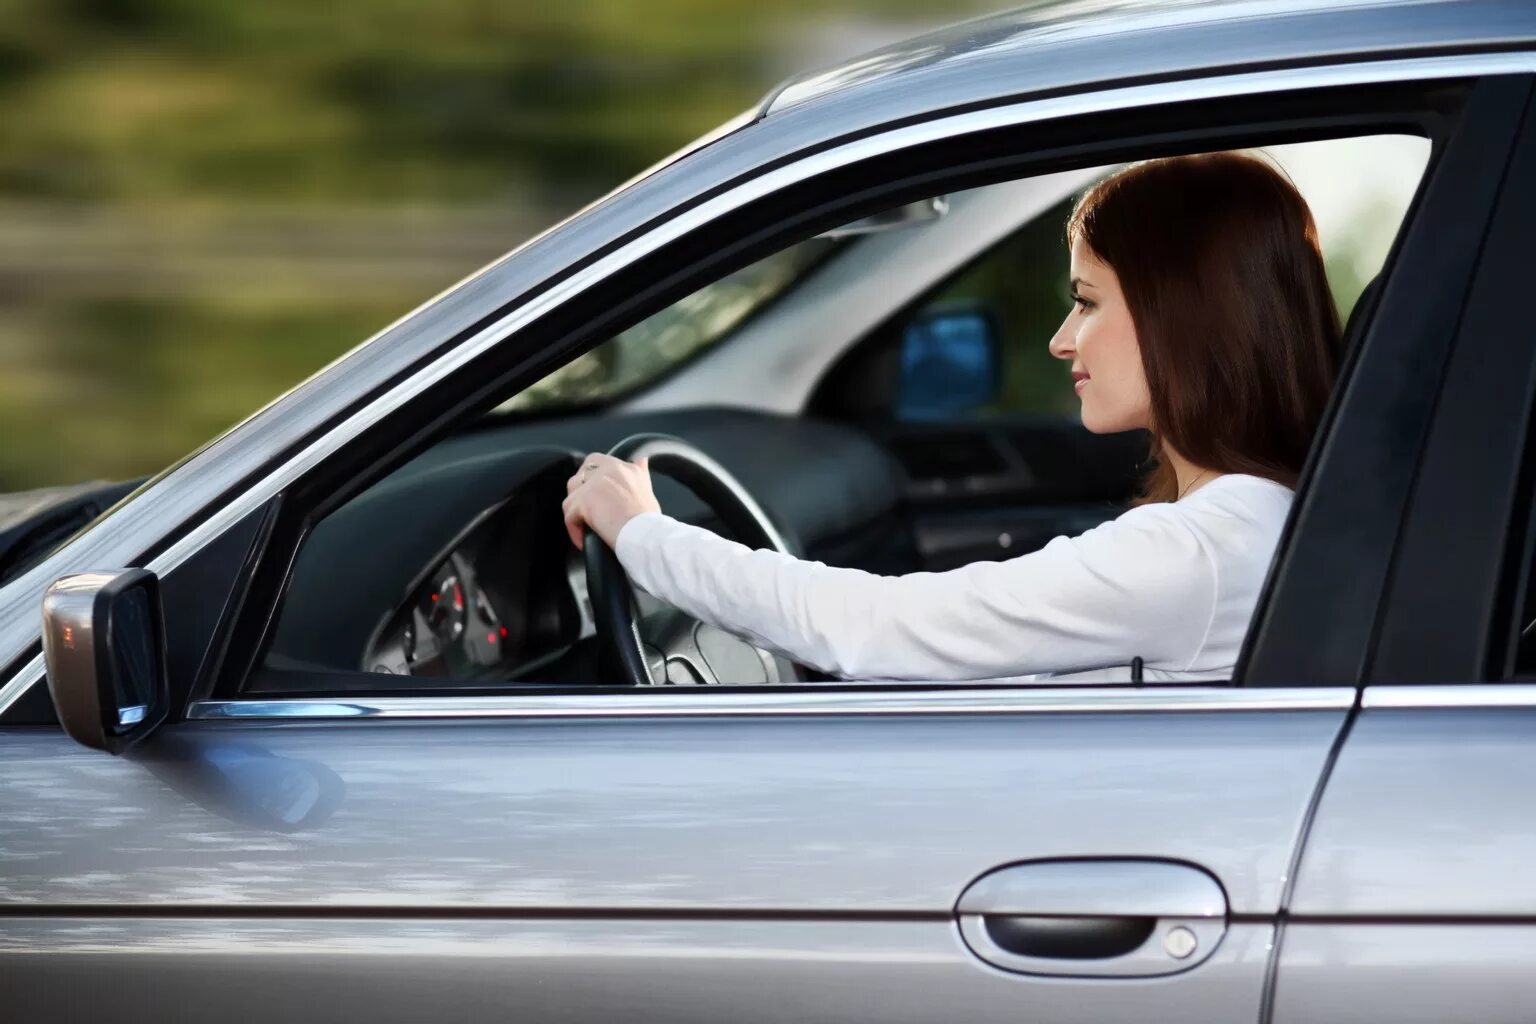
left=614, top=508, right=1216, bottom=680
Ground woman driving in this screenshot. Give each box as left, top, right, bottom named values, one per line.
left=561, top=152, right=1342, bottom=683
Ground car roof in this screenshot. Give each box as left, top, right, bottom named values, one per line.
left=762, top=0, right=1536, bottom=116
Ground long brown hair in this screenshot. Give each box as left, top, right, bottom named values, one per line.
left=1066, top=151, right=1341, bottom=503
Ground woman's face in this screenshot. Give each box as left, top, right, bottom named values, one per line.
left=1048, top=238, right=1152, bottom=434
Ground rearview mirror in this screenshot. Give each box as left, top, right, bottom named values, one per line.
left=41, top=568, right=169, bottom=754
left=895, top=307, right=1002, bottom=420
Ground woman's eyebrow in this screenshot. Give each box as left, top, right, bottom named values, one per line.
left=1070, top=277, right=1097, bottom=291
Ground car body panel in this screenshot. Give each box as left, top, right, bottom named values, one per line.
left=1290, top=696, right=1536, bottom=917
left=4, top=917, right=1276, bottom=1024
left=0, top=705, right=1344, bottom=913
left=1272, top=925, right=1536, bottom=1024
left=0, top=698, right=1339, bottom=1021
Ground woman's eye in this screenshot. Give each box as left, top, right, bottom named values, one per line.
left=1072, top=295, right=1093, bottom=312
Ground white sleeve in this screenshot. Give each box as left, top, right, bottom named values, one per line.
left=613, top=507, right=1217, bottom=680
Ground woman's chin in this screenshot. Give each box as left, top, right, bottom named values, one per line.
left=1078, top=408, right=1114, bottom=433
left=1079, top=407, right=1141, bottom=434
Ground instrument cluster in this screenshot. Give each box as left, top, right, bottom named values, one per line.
left=363, top=490, right=579, bottom=680
left=366, top=551, right=509, bottom=677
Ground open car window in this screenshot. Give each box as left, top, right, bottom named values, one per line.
left=257, top=130, right=1431, bottom=693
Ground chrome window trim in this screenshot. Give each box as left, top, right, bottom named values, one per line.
left=1, top=653, right=40, bottom=714
left=3, top=50, right=1533, bottom=718
left=1363, top=685, right=1536, bottom=709
left=185, top=687, right=1356, bottom=721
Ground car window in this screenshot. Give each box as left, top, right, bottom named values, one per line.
left=256, top=133, right=1431, bottom=693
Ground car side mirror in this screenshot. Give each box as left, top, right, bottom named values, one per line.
left=895, top=306, right=1002, bottom=420
left=41, top=568, right=169, bottom=754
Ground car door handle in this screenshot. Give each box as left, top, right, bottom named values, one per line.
left=982, top=914, right=1155, bottom=960
left=954, top=859, right=1228, bottom=978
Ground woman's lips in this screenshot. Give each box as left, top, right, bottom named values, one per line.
left=1072, top=372, right=1090, bottom=395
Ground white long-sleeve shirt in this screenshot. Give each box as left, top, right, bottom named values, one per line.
left=614, top=473, right=1293, bottom=683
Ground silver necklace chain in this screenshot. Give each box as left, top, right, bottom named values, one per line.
left=1177, top=469, right=1213, bottom=501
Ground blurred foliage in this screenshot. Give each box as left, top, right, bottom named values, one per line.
left=0, top=295, right=406, bottom=487
left=0, top=0, right=996, bottom=490
left=0, top=1, right=1417, bottom=494
left=0, top=0, right=982, bottom=204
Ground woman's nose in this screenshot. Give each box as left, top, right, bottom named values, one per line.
left=1048, top=316, right=1075, bottom=360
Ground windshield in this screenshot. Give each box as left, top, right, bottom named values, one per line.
left=503, top=235, right=840, bottom=411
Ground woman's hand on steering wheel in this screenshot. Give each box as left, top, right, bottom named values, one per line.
left=570, top=434, right=799, bottom=686
left=562, top=452, right=662, bottom=550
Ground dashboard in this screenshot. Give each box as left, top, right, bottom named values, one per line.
left=265, top=451, right=589, bottom=681
left=259, top=407, right=909, bottom=688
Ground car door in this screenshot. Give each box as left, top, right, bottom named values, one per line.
left=1, top=690, right=1348, bottom=1023
left=0, top=66, right=1525, bottom=1024
left=1270, top=76, right=1536, bottom=1024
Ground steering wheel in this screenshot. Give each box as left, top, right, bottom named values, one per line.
left=582, top=433, right=799, bottom=686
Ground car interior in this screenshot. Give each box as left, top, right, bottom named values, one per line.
left=254, top=132, right=1430, bottom=693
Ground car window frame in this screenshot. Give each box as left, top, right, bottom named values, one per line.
left=218, top=74, right=1513, bottom=708
left=3, top=56, right=1531, bottom=725
left=1243, top=73, right=1535, bottom=685
left=214, top=73, right=1533, bottom=705
left=1366, top=84, right=1536, bottom=683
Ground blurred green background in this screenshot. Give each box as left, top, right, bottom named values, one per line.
left=0, top=0, right=999, bottom=491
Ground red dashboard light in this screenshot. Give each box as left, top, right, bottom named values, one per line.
left=499, top=626, right=508, bottom=639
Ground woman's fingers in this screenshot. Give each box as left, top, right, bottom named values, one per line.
left=563, top=452, right=661, bottom=550
left=562, top=492, right=587, bottom=549
left=568, top=452, right=649, bottom=495
left=567, top=453, right=601, bottom=494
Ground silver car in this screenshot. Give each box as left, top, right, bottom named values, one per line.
left=4, top=1, right=1536, bottom=1021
